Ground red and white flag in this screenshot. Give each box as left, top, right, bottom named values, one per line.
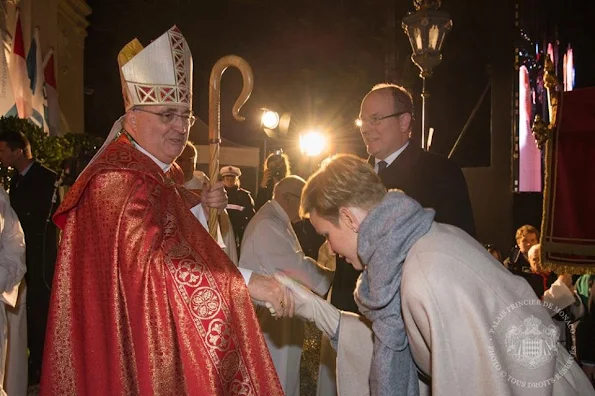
left=9, top=9, right=31, bottom=119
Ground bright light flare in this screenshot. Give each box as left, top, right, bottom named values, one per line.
left=355, top=118, right=363, bottom=127
left=299, top=130, right=327, bottom=157
left=261, top=110, right=280, bottom=129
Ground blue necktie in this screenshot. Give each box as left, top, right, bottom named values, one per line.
left=377, top=160, right=387, bottom=173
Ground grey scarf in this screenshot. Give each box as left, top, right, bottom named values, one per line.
left=355, top=191, right=435, bottom=396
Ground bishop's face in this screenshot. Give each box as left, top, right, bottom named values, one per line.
left=129, top=104, right=193, bottom=164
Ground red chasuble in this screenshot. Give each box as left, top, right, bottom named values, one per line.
left=40, top=136, right=283, bottom=395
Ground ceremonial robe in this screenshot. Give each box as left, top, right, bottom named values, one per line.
left=40, top=136, right=283, bottom=395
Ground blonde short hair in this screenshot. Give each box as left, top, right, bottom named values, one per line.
left=300, top=154, right=387, bottom=225
left=515, top=224, right=539, bottom=242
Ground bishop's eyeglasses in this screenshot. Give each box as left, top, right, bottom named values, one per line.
left=134, top=108, right=197, bottom=127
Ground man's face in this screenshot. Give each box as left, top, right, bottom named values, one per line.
left=517, top=232, right=538, bottom=255
left=0, top=142, right=20, bottom=168
left=528, top=246, right=542, bottom=273
left=129, top=104, right=191, bottom=164
left=282, top=192, right=302, bottom=223
left=175, top=145, right=196, bottom=181
left=222, top=175, right=237, bottom=188
left=359, top=90, right=411, bottom=160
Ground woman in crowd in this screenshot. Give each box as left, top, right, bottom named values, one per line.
left=254, top=151, right=291, bottom=211
left=281, top=154, right=594, bottom=396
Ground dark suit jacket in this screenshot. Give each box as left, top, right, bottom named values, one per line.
left=331, top=143, right=476, bottom=313
left=9, top=160, right=59, bottom=287
left=374, top=143, right=476, bottom=236
left=225, top=185, right=255, bottom=247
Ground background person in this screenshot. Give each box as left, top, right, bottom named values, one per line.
left=504, top=224, right=539, bottom=272
left=0, top=130, right=59, bottom=385
left=0, top=188, right=27, bottom=395
left=254, top=151, right=290, bottom=211
left=220, top=165, right=255, bottom=252
left=176, top=142, right=238, bottom=264
left=240, top=175, right=333, bottom=396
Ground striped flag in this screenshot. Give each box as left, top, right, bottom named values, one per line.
left=43, top=48, right=59, bottom=136
left=26, top=26, right=47, bottom=132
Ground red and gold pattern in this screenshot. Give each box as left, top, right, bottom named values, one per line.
left=40, top=136, right=283, bottom=395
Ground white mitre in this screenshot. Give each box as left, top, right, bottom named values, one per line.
left=118, top=25, right=193, bottom=111
left=82, top=26, right=194, bottom=175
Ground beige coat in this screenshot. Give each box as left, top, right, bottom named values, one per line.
left=336, top=223, right=595, bottom=396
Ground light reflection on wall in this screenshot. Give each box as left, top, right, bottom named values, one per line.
left=518, top=65, right=542, bottom=192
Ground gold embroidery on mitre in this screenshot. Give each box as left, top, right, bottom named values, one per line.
left=118, top=39, right=144, bottom=68
left=118, top=39, right=144, bottom=110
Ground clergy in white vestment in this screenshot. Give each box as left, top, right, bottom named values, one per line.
left=0, top=189, right=27, bottom=396
left=239, top=176, right=333, bottom=396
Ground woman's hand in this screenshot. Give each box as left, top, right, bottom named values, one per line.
left=260, top=169, right=272, bottom=189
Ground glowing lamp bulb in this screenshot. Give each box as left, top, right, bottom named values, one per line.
left=261, top=110, right=280, bottom=129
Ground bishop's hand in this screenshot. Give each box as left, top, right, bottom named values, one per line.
left=201, top=180, right=228, bottom=211
left=247, top=273, right=295, bottom=318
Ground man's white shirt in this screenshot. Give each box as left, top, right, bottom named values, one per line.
left=374, top=141, right=409, bottom=173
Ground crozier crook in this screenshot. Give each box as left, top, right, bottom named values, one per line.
left=208, top=56, right=254, bottom=238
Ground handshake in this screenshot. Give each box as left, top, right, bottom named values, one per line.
left=248, top=272, right=341, bottom=338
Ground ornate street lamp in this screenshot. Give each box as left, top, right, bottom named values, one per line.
left=402, top=0, right=453, bottom=149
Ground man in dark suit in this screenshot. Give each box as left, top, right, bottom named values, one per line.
left=0, top=130, right=60, bottom=384
left=331, top=83, right=475, bottom=312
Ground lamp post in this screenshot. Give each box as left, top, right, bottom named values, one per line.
left=402, top=0, right=452, bottom=150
